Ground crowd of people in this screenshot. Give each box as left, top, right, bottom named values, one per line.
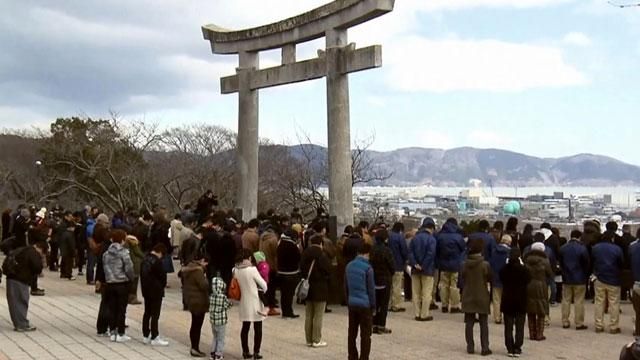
left=2, top=194, right=640, bottom=359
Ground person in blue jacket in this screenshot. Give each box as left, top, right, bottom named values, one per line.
left=435, top=218, right=465, bottom=314
left=490, top=234, right=512, bottom=324
left=389, top=222, right=409, bottom=312
left=628, top=229, right=640, bottom=336
left=409, top=217, right=437, bottom=321
left=592, top=221, right=624, bottom=334
left=559, top=230, right=590, bottom=330
left=468, top=220, right=496, bottom=264
left=346, top=242, right=376, bottom=360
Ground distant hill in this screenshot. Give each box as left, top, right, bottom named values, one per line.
left=288, top=145, right=640, bottom=186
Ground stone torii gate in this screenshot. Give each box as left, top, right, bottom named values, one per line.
left=202, top=0, right=394, bottom=229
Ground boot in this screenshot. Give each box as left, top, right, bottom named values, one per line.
left=536, top=316, right=546, bottom=341
left=527, top=314, right=537, bottom=340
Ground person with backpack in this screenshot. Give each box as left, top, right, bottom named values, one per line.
left=141, top=243, right=169, bottom=346
left=3, top=241, right=46, bottom=332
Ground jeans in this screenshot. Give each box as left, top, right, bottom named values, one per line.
left=86, top=252, right=96, bottom=283
left=548, top=278, right=557, bottom=303
left=465, top=313, right=489, bottom=353
left=305, top=301, right=326, bottom=344
left=211, top=324, right=226, bottom=355
left=561, top=285, right=586, bottom=327
left=504, top=313, right=525, bottom=354
left=373, top=286, right=390, bottom=328
left=142, top=297, right=163, bottom=339
left=411, top=274, right=434, bottom=318
left=348, top=306, right=373, bottom=360
left=279, top=273, right=300, bottom=316
left=190, top=312, right=205, bottom=351
left=6, top=279, right=31, bottom=330
left=241, top=321, right=262, bottom=355
left=105, top=282, right=129, bottom=335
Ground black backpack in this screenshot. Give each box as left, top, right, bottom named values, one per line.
left=2, top=246, right=26, bottom=278
left=0, top=236, right=15, bottom=255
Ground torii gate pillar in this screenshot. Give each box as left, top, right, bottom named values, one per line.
left=203, top=0, right=394, bottom=227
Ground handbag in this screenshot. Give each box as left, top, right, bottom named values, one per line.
left=295, top=259, right=316, bottom=302
left=229, top=276, right=241, bottom=301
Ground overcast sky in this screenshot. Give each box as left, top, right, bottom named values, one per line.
left=1, top=0, right=639, bottom=165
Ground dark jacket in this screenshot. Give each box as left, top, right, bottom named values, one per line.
left=370, top=238, right=395, bottom=287
left=300, top=245, right=332, bottom=302
left=345, top=256, right=376, bottom=309
left=630, top=240, right=640, bottom=282
left=57, top=221, right=76, bottom=257
left=499, top=258, right=531, bottom=315
left=150, top=221, right=171, bottom=252
left=132, top=220, right=151, bottom=252
left=409, top=229, right=437, bottom=276
left=95, top=240, right=111, bottom=283
left=141, top=253, right=167, bottom=299
left=182, top=261, right=210, bottom=314
left=524, top=250, right=553, bottom=315
left=559, top=239, right=590, bottom=285
left=204, top=229, right=236, bottom=285
left=12, top=215, right=30, bottom=249
left=468, top=231, right=496, bottom=262
left=6, top=246, right=43, bottom=285
left=389, top=230, right=409, bottom=272
left=489, top=244, right=510, bottom=288
left=277, top=235, right=300, bottom=275
left=435, top=222, right=466, bottom=273
left=592, top=241, right=624, bottom=286
left=461, top=253, right=491, bottom=315
left=343, top=235, right=364, bottom=264
left=179, top=233, right=201, bottom=266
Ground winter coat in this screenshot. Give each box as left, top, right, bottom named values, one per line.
left=630, top=240, right=640, bottom=282
left=409, top=229, right=437, bottom=276
left=277, top=235, right=301, bottom=275
left=499, top=259, right=531, bottom=315
left=132, top=220, right=151, bottom=252
left=259, top=229, right=279, bottom=271
left=6, top=246, right=43, bottom=285
left=461, top=254, right=491, bottom=315
left=242, top=228, right=260, bottom=253
left=345, top=256, right=376, bottom=309
left=170, top=219, right=192, bottom=250
left=103, top=242, right=134, bottom=284
left=235, top=260, right=268, bottom=322
left=141, top=253, right=167, bottom=299
left=524, top=250, right=553, bottom=315
left=150, top=221, right=172, bottom=252
left=182, top=261, right=210, bottom=314
left=179, top=233, right=200, bottom=266
left=125, top=236, right=145, bottom=276
left=209, top=277, right=232, bottom=326
left=489, top=244, right=510, bottom=288
left=370, top=238, right=395, bottom=287
left=300, top=245, right=332, bottom=302
left=468, top=231, right=496, bottom=262
left=435, top=222, right=466, bottom=273
left=559, top=239, right=590, bottom=285
left=95, top=240, right=111, bottom=283
left=57, top=223, right=76, bottom=257
left=343, top=235, right=364, bottom=264
left=389, top=230, right=409, bottom=272
left=592, top=241, right=624, bottom=286
left=204, top=229, right=237, bottom=285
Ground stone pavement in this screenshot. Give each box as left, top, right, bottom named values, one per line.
left=0, top=268, right=634, bottom=360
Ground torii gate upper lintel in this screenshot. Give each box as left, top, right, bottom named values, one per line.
left=202, top=0, right=394, bottom=229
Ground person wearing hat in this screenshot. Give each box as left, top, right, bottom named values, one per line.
left=524, top=242, right=553, bottom=341
left=461, top=238, right=492, bottom=356
left=409, top=217, right=438, bottom=321
left=592, top=222, right=624, bottom=334
left=559, top=230, right=590, bottom=331
left=500, top=247, right=531, bottom=357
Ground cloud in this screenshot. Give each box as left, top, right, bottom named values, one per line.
left=563, top=32, right=592, bottom=47
left=409, top=0, right=575, bottom=12
left=386, top=37, right=588, bottom=92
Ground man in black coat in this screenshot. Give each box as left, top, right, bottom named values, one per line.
left=5, top=241, right=46, bottom=331
left=141, top=243, right=168, bottom=344
left=58, top=211, right=77, bottom=280
left=277, top=229, right=302, bottom=318
left=370, top=229, right=395, bottom=334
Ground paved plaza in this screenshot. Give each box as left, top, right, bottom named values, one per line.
left=0, top=269, right=633, bottom=360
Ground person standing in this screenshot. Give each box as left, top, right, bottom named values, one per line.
left=500, top=248, right=531, bottom=357
left=235, top=249, right=268, bottom=360
left=435, top=218, right=465, bottom=314
left=300, top=234, right=332, bottom=347
left=4, top=242, right=46, bottom=331
left=489, top=235, right=512, bottom=324
left=242, top=219, right=261, bottom=253
left=209, top=277, right=232, bottom=360
left=592, top=222, right=624, bottom=334
left=389, top=222, right=409, bottom=312
left=346, top=242, right=376, bottom=360
left=141, top=243, right=169, bottom=346
left=524, top=242, right=553, bottom=341
left=103, top=229, right=135, bottom=343
left=182, top=256, right=210, bottom=357
left=461, top=239, right=492, bottom=356
left=559, top=230, right=590, bottom=331
left=370, top=228, right=395, bottom=334
left=125, top=234, right=145, bottom=305
left=259, top=224, right=280, bottom=316
left=409, top=217, right=437, bottom=321
left=468, top=220, right=496, bottom=264
left=277, top=229, right=301, bottom=319
left=58, top=211, right=77, bottom=281
left=629, top=229, right=640, bottom=337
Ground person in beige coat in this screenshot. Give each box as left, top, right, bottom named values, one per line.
left=235, top=249, right=268, bottom=359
